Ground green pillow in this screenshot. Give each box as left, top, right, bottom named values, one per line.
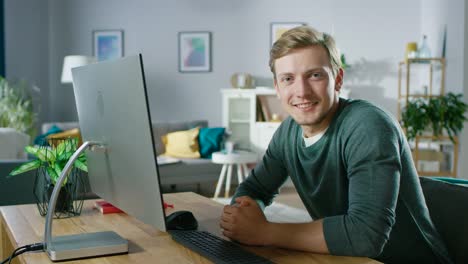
left=199, top=127, right=225, bottom=158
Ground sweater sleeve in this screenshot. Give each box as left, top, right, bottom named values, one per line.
left=231, top=122, right=290, bottom=208
left=323, top=107, right=401, bottom=257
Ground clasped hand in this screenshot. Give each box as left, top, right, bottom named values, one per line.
left=219, top=196, right=271, bottom=246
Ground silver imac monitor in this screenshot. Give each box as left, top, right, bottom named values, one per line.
left=72, top=54, right=166, bottom=232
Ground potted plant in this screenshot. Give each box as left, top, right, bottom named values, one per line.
left=401, top=92, right=467, bottom=143
left=8, top=138, right=88, bottom=217
left=0, top=76, right=37, bottom=138
left=341, top=54, right=350, bottom=70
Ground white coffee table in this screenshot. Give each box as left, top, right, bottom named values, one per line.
left=211, top=150, right=258, bottom=198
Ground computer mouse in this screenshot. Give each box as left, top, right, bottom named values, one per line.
left=166, top=210, right=198, bottom=230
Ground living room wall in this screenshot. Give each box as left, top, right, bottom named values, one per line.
left=6, top=0, right=465, bottom=121
left=6, top=0, right=423, bottom=125
left=4, top=0, right=49, bottom=129
left=4, top=0, right=467, bottom=177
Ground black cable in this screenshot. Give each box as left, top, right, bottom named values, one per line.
left=1, top=243, right=44, bottom=264
left=0, top=245, right=27, bottom=264
left=7, top=248, right=28, bottom=264
left=8, top=243, right=43, bottom=263
left=6, top=247, right=27, bottom=264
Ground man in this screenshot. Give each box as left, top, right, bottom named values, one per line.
left=219, top=26, right=453, bottom=263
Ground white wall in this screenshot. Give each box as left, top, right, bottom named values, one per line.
left=7, top=0, right=467, bottom=176
left=445, top=0, right=466, bottom=179
left=421, top=0, right=464, bottom=94
left=6, top=0, right=422, bottom=126
left=4, top=0, right=49, bottom=128
left=421, top=0, right=466, bottom=178
left=334, top=1, right=420, bottom=115
left=462, top=1, right=468, bottom=180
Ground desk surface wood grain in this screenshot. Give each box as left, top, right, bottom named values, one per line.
left=1, top=192, right=380, bottom=264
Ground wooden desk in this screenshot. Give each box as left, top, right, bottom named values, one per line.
left=1, top=192, right=379, bottom=264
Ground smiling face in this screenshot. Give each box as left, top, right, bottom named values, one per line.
left=274, top=45, right=343, bottom=137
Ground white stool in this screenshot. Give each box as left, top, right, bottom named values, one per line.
left=211, top=151, right=257, bottom=198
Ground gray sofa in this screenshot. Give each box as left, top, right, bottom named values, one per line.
left=0, top=160, right=37, bottom=205
left=0, top=120, right=223, bottom=206
left=151, top=120, right=223, bottom=187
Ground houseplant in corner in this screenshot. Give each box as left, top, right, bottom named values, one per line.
left=401, top=93, right=467, bottom=174
left=401, top=92, right=467, bottom=143
left=0, top=76, right=37, bottom=138
left=9, top=137, right=89, bottom=218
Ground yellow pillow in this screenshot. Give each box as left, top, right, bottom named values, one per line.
left=162, top=127, right=200, bottom=158
left=47, top=128, right=82, bottom=146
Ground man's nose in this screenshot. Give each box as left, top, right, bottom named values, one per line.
left=294, top=78, right=311, bottom=97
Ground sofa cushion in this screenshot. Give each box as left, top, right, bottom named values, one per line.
left=199, top=127, right=225, bottom=158
left=152, top=120, right=208, bottom=155
left=41, top=122, right=79, bottom=134
left=34, top=125, right=63, bottom=145
left=163, top=127, right=201, bottom=158
left=0, top=128, right=30, bottom=160
left=47, top=128, right=83, bottom=146
left=42, top=120, right=209, bottom=156
left=158, top=158, right=222, bottom=185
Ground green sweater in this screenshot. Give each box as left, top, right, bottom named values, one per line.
left=233, top=99, right=452, bottom=263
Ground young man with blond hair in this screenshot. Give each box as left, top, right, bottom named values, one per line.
left=220, top=26, right=452, bottom=263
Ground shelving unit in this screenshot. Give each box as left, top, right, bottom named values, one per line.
left=221, top=88, right=285, bottom=158
left=397, top=57, right=445, bottom=118
left=397, top=58, right=458, bottom=177
left=413, top=135, right=458, bottom=177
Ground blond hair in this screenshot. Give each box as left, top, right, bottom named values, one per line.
left=269, top=26, right=342, bottom=78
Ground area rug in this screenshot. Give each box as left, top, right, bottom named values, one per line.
left=214, top=198, right=312, bottom=223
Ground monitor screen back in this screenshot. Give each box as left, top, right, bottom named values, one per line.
left=72, top=54, right=166, bottom=231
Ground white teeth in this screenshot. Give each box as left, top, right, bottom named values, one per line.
left=295, top=102, right=313, bottom=109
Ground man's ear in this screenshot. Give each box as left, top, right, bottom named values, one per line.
left=335, top=68, right=344, bottom=92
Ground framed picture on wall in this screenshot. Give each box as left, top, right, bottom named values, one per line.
left=93, top=30, right=124, bottom=61
left=178, top=31, right=211, bottom=73
left=270, top=22, right=306, bottom=46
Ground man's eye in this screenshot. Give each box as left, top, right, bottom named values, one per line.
left=281, top=76, right=293, bottom=82
left=311, top=72, right=323, bottom=79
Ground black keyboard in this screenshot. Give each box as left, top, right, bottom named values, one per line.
left=169, top=230, right=274, bottom=264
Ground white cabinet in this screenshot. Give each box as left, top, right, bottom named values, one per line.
left=252, top=122, right=280, bottom=155
left=221, top=88, right=285, bottom=158
left=221, top=90, right=255, bottom=151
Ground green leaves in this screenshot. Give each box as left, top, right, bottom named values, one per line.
left=8, top=138, right=88, bottom=185
left=8, top=160, right=41, bottom=176
left=25, top=145, right=56, bottom=162
left=74, top=159, right=88, bottom=172
left=47, top=166, right=59, bottom=183
left=56, top=140, right=67, bottom=157
left=0, top=76, right=37, bottom=137
left=402, top=93, right=467, bottom=143
left=341, top=54, right=350, bottom=70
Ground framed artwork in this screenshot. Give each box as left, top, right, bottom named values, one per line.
left=270, top=22, right=306, bottom=46
left=178, top=31, right=211, bottom=72
left=93, top=30, right=124, bottom=61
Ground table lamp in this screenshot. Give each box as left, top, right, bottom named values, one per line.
left=61, top=55, right=96, bottom=84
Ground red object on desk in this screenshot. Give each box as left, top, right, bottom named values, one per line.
left=94, top=201, right=125, bottom=214
left=95, top=200, right=173, bottom=213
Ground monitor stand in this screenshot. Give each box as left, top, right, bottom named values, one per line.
left=47, top=231, right=128, bottom=261
left=44, top=141, right=128, bottom=261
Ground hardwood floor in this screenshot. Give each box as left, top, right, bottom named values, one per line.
left=275, top=186, right=306, bottom=210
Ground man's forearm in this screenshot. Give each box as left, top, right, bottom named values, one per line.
left=264, top=219, right=329, bottom=254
